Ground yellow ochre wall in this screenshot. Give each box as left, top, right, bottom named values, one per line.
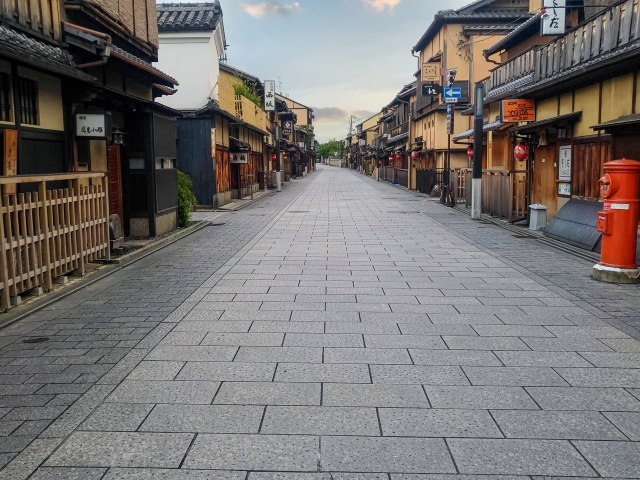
left=17, top=67, right=64, bottom=131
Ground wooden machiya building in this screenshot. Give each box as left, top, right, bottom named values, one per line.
left=0, top=0, right=178, bottom=309
left=481, top=0, right=640, bottom=252
left=0, top=0, right=181, bottom=233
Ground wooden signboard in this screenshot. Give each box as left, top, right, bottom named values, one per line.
left=3, top=129, right=17, bottom=195
left=422, top=62, right=441, bottom=83
left=501, top=99, right=535, bottom=122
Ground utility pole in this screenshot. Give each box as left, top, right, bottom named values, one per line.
left=275, top=122, right=282, bottom=192
left=471, top=82, right=484, bottom=220
left=442, top=68, right=457, bottom=206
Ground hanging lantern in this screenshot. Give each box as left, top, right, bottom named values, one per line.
left=389, top=155, right=394, bottom=162
left=395, top=153, right=402, bottom=160
left=514, top=142, right=530, bottom=161
left=467, top=145, right=474, bottom=159
left=272, top=153, right=277, bottom=162
left=411, top=151, right=419, bottom=160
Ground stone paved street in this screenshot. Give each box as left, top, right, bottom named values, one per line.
left=1, top=165, right=640, bottom=478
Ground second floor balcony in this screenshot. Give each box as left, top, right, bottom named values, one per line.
left=485, top=0, right=640, bottom=102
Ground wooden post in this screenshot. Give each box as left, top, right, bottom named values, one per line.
left=0, top=193, right=11, bottom=310
left=38, top=181, right=52, bottom=292
left=72, top=179, right=85, bottom=276
left=102, top=175, right=110, bottom=261
left=3, top=129, right=17, bottom=195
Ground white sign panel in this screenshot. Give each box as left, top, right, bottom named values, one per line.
left=559, top=145, right=572, bottom=181
left=264, top=80, right=276, bottom=111
left=230, top=152, right=249, bottom=164
left=76, top=114, right=106, bottom=138
left=542, top=0, right=566, bottom=36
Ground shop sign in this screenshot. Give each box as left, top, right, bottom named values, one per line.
left=283, top=120, right=293, bottom=137
left=422, top=84, right=442, bottom=96
left=542, top=0, right=566, bottom=36
left=230, top=152, right=249, bottom=164
left=559, top=145, right=572, bottom=181
left=501, top=99, right=535, bottom=122
left=76, top=114, right=107, bottom=139
left=422, top=62, right=441, bottom=83
left=558, top=182, right=571, bottom=196
left=264, top=80, right=276, bottom=111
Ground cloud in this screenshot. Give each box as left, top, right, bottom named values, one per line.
left=240, top=2, right=300, bottom=18
left=313, top=107, right=349, bottom=121
left=361, top=0, right=402, bottom=11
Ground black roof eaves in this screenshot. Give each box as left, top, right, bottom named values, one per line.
left=484, top=13, right=541, bottom=56
left=219, top=63, right=261, bottom=85
left=412, top=10, right=529, bottom=53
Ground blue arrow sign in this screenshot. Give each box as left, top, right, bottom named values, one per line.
left=444, top=87, right=462, bottom=98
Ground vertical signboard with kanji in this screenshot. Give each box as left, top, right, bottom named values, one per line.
left=541, top=0, right=566, bottom=35
left=559, top=145, right=572, bottom=181
left=264, top=81, right=276, bottom=111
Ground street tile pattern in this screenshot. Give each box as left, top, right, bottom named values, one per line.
left=1, top=166, right=640, bottom=478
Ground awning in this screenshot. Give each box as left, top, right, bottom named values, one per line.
left=388, top=132, right=409, bottom=144
left=509, top=112, right=582, bottom=135
left=453, top=120, right=509, bottom=142
left=230, top=137, right=250, bottom=151
left=592, top=113, right=640, bottom=131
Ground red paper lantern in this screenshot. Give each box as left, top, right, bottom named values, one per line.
left=411, top=151, right=419, bottom=160
left=467, top=145, right=474, bottom=159
left=272, top=153, right=277, bottom=161
left=395, top=153, right=402, bottom=160
left=514, top=142, right=529, bottom=161
left=389, top=155, right=394, bottom=162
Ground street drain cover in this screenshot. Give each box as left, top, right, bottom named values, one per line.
left=22, top=337, right=49, bottom=344
left=387, top=211, right=420, bottom=214
left=288, top=211, right=310, bottom=214
left=513, top=235, right=535, bottom=239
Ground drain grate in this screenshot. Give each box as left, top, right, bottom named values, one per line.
left=22, top=337, right=49, bottom=344
left=288, top=211, right=310, bottom=214
left=387, top=211, right=420, bottom=214
left=512, top=235, right=536, bottom=239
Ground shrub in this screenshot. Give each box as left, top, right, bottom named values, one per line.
left=177, top=170, right=196, bottom=228
left=232, top=77, right=262, bottom=108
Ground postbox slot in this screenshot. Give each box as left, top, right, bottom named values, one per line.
left=597, top=211, right=614, bottom=235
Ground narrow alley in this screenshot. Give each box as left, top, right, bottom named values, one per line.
left=0, top=165, right=639, bottom=479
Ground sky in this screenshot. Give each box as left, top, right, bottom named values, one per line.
left=158, top=0, right=470, bottom=142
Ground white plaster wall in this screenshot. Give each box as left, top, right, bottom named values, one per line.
left=155, top=31, right=220, bottom=110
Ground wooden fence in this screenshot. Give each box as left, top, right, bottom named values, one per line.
left=464, top=169, right=528, bottom=221
left=0, top=173, right=110, bottom=311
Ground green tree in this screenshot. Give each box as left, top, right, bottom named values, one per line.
left=177, top=170, right=197, bottom=228
left=317, top=139, right=344, bottom=158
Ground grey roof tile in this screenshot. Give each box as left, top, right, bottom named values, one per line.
left=157, top=2, right=222, bottom=31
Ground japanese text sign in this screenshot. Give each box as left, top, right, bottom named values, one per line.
left=422, top=62, right=441, bottom=83
left=501, top=99, right=535, bottom=122
left=76, top=114, right=107, bottom=139
left=264, top=80, right=276, bottom=111
left=542, top=0, right=566, bottom=35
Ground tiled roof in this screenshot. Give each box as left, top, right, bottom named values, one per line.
left=111, top=45, right=179, bottom=86
left=157, top=2, right=222, bottom=31
left=484, top=73, right=534, bottom=102
left=453, top=120, right=506, bottom=141
left=413, top=8, right=530, bottom=53
left=0, top=24, right=93, bottom=81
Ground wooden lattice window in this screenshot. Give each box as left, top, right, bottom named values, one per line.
left=0, top=73, right=11, bottom=122
left=18, top=77, right=38, bottom=126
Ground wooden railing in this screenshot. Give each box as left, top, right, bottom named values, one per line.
left=0, top=173, right=109, bottom=311
left=464, top=169, right=527, bottom=221
left=484, top=47, right=537, bottom=93
left=218, top=80, right=236, bottom=115
left=534, top=0, right=639, bottom=83
left=1, top=0, right=61, bottom=40
left=240, top=174, right=254, bottom=199
left=486, top=0, right=640, bottom=94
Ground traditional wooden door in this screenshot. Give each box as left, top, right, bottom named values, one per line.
left=532, top=144, right=558, bottom=217
left=108, top=145, right=124, bottom=223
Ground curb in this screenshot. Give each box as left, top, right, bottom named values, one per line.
left=0, top=221, right=212, bottom=331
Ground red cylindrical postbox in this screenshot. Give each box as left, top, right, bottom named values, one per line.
left=594, top=159, right=640, bottom=283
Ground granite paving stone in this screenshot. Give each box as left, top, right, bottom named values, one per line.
left=45, top=431, right=193, bottom=468
left=1, top=167, right=640, bottom=478
left=448, top=439, right=597, bottom=476
left=182, top=434, right=319, bottom=471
